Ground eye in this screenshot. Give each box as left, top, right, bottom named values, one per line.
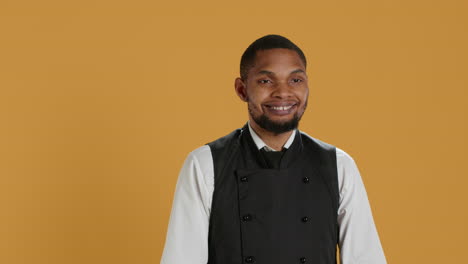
left=258, top=79, right=272, bottom=84
left=291, top=78, right=303, bottom=83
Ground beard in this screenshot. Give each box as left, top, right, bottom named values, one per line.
left=248, top=100, right=307, bottom=135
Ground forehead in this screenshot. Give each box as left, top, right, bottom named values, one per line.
left=251, top=48, right=306, bottom=71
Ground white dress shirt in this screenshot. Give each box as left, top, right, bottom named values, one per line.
left=161, top=122, right=387, bottom=264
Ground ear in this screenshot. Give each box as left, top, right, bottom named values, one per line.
left=234, top=77, right=248, bottom=102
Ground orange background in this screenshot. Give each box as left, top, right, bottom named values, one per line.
left=1, top=0, right=467, bottom=263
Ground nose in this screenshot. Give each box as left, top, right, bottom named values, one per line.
left=271, top=81, right=293, bottom=98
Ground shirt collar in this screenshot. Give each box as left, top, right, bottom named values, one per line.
left=247, top=120, right=296, bottom=152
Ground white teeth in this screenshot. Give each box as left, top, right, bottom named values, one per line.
left=271, top=105, right=292, bottom=111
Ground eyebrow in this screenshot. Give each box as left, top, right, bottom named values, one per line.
left=257, top=70, right=274, bottom=75
left=256, top=69, right=306, bottom=75
left=291, top=69, right=306, bottom=74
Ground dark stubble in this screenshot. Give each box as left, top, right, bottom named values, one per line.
left=248, top=100, right=307, bottom=135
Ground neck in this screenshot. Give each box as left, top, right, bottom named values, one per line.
left=249, top=119, right=294, bottom=151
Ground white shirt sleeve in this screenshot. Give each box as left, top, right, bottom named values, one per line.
left=160, top=146, right=213, bottom=264
left=336, top=148, right=387, bottom=264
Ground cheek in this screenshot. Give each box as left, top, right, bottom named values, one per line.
left=297, top=90, right=309, bottom=110
left=246, top=93, right=266, bottom=113
left=300, top=88, right=309, bottom=101
left=247, top=101, right=263, bottom=112
left=246, top=89, right=267, bottom=105
left=292, top=89, right=308, bottom=101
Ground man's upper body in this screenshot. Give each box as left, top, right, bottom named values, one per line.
left=160, top=121, right=386, bottom=264
left=160, top=35, right=387, bottom=263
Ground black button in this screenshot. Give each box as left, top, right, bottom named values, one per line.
left=300, top=257, right=306, bottom=263
left=240, top=176, right=248, bottom=182
left=302, top=177, right=309, bottom=183
left=242, top=214, right=252, bottom=221
left=301, top=216, right=309, bottom=222
left=245, top=256, right=255, bottom=263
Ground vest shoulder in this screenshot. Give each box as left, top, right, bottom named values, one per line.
left=205, top=128, right=242, bottom=151
left=299, top=131, right=336, bottom=152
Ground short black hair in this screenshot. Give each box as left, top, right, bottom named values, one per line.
left=240, top=34, right=307, bottom=80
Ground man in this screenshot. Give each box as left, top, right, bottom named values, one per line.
left=161, top=35, right=387, bottom=264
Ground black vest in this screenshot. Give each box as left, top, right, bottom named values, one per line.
left=207, top=123, right=339, bottom=264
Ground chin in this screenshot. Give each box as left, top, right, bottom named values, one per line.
left=254, top=113, right=300, bottom=134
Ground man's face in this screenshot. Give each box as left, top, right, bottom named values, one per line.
left=235, top=48, right=309, bottom=134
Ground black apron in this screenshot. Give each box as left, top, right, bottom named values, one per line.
left=207, top=122, right=339, bottom=264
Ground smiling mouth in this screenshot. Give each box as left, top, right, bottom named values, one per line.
left=264, top=103, right=298, bottom=115
left=265, top=102, right=297, bottom=109
left=269, top=105, right=293, bottom=111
